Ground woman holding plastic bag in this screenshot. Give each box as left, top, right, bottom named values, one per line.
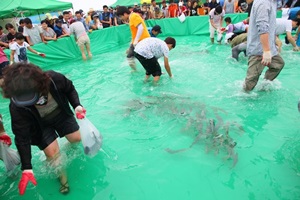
left=0, top=63, right=86, bottom=195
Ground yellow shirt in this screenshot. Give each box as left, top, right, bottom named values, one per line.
left=129, top=13, right=150, bottom=43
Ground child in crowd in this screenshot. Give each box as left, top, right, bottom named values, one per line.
left=209, top=6, right=225, bottom=44
left=10, top=33, right=45, bottom=64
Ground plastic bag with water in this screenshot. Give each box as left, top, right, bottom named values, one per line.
left=0, top=142, right=20, bottom=173
left=78, top=117, right=103, bottom=157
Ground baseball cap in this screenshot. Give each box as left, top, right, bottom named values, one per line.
left=55, top=19, right=63, bottom=24
left=11, top=91, right=39, bottom=107
left=179, top=2, right=183, bottom=6
left=152, top=25, right=162, bottom=33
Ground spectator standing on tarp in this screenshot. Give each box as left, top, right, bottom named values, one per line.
left=161, top=0, right=169, bottom=18
left=237, top=0, right=248, bottom=13
left=243, top=0, right=285, bottom=92
left=223, top=0, right=235, bottom=14
left=209, top=0, right=220, bottom=10
left=53, top=19, right=70, bottom=38
left=23, top=18, right=46, bottom=46
left=168, top=0, right=178, bottom=18
left=101, top=5, right=112, bottom=28
left=62, top=11, right=70, bottom=35
left=18, top=19, right=25, bottom=33
left=41, top=20, right=57, bottom=42
left=75, top=11, right=89, bottom=32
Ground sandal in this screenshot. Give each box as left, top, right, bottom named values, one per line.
left=59, top=181, right=69, bottom=194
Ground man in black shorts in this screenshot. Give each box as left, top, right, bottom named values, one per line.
left=134, top=37, right=176, bottom=83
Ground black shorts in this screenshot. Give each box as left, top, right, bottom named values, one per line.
left=37, top=113, right=79, bottom=150
left=127, top=44, right=135, bottom=58
left=134, top=53, right=162, bottom=77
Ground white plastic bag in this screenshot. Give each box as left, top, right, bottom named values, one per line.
left=0, top=142, right=20, bottom=172
left=178, top=13, right=186, bottom=23
left=217, top=32, right=223, bottom=43
left=78, top=117, right=103, bottom=157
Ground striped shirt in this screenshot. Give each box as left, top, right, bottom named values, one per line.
left=247, top=0, right=278, bottom=57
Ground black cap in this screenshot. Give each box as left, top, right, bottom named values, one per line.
left=152, top=25, right=162, bottom=33
left=55, top=19, right=63, bottom=24
left=11, top=91, right=39, bottom=107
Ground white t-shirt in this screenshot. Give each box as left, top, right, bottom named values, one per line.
left=275, top=18, right=292, bottom=35
left=62, top=19, right=70, bottom=34
left=134, top=37, right=169, bottom=59
left=23, top=25, right=43, bottom=45
left=10, top=42, right=30, bottom=63
left=209, top=8, right=225, bottom=25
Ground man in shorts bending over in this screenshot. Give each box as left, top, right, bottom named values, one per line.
left=117, top=6, right=150, bottom=71
left=70, top=19, right=92, bottom=60
left=134, top=37, right=176, bottom=83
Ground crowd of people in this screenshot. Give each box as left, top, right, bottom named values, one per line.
left=0, top=0, right=300, bottom=197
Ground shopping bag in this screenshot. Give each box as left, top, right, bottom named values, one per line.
left=178, top=13, right=186, bottom=23
left=78, top=117, right=103, bottom=157
left=0, top=142, right=20, bottom=172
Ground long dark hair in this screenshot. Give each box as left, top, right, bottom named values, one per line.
left=1, top=63, right=51, bottom=98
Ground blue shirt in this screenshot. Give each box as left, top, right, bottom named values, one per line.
left=147, top=27, right=156, bottom=37
left=53, top=25, right=63, bottom=37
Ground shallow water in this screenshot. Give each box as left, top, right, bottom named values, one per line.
left=0, top=35, right=300, bottom=200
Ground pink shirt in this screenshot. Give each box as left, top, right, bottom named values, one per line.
left=0, top=48, right=8, bottom=64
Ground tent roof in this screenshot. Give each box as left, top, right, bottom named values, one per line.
left=111, top=0, right=165, bottom=7
left=0, top=0, right=73, bottom=19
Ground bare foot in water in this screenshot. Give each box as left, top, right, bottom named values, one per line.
left=59, top=173, right=69, bottom=194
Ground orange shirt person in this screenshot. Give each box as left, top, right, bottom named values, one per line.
left=117, top=6, right=150, bottom=71
left=168, top=0, right=178, bottom=18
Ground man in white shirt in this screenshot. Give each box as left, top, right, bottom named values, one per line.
left=23, top=18, right=46, bottom=45
left=134, top=37, right=175, bottom=83
left=62, top=11, right=70, bottom=35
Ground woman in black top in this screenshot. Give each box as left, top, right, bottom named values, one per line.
left=1, top=63, right=86, bottom=195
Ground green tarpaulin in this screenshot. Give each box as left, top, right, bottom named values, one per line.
left=111, top=0, right=165, bottom=7
left=0, top=0, right=73, bottom=19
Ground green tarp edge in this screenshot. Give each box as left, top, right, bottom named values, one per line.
left=4, top=12, right=282, bottom=68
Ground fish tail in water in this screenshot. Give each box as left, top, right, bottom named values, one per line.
left=231, top=153, right=238, bottom=169
left=165, top=148, right=189, bottom=154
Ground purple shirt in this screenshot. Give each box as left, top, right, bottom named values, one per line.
left=226, top=24, right=234, bottom=33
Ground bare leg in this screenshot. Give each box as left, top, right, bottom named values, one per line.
left=65, top=130, right=81, bottom=143
left=127, top=57, right=137, bottom=71
left=144, top=75, right=150, bottom=82
left=79, top=45, right=87, bottom=60
left=153, top=76, right=160, bottom=83
left=44, top=140, right=69, bottom=194
left=86, top=43, right=92, bottom=59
